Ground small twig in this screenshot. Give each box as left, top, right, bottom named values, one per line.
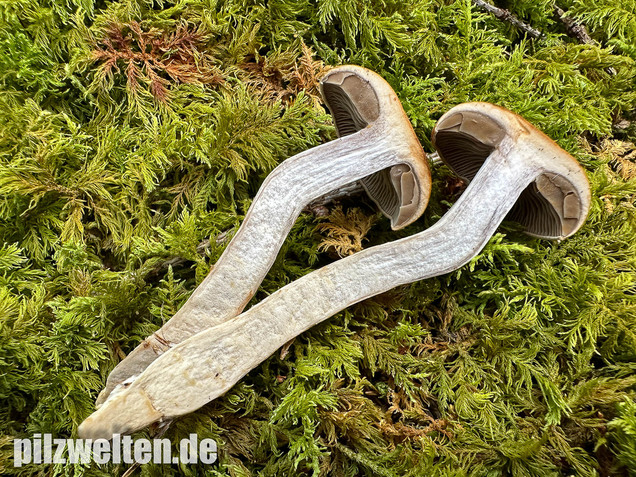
left=553, top=6, right=594, bottom=45
left=553, top=6, right=616, bottom=75
left=120, top=423, right=171, bottom=477
left=152, top=256, right=192, bottom=275
left=150, top=234, right=229, bottom=277
left=112, top=341, right=127, bottom=360
left=279, top=337, right=295, bottom=360
left=121, top=462, right=139, bottom=477
left=304, top=181, right=366, bottom=217
left=472, top=0, right=545, bottom=39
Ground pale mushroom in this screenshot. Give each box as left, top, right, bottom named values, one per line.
left=96, top=65, right=431, bottom=406
left=79, top=102, right=590, bottom=439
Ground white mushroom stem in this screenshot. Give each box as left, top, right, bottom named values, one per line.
left=79, top=139, right=557, bottom=439
left=98, top=126, right=420, bottom=404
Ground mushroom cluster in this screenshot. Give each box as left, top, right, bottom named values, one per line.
left=79, top=68, right=590, bottom=440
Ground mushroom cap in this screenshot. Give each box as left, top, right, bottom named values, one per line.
left=431, top=102, right=591, bottom=240
left=319, top=65, right=431, bottom=230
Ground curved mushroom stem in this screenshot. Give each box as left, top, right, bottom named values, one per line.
left=79, top=140, right=552, bottom=439
left=98, top=126, right=421, bottom=405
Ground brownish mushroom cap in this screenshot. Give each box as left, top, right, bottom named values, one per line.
left=320, top=66, right=430, bottom=229
left=432, top=102, right=591, bottom=239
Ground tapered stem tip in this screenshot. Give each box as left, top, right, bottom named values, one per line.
left=78, top=388, right=163, bottom=440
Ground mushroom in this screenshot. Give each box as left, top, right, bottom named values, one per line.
left=432, top=103, right=589, bottom=239
left=78, top=102, right=590, bottom=439
left=95, top=65, right=431, bottom=406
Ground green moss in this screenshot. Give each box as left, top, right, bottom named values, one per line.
left=0, top=0, right=635, bottom=475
